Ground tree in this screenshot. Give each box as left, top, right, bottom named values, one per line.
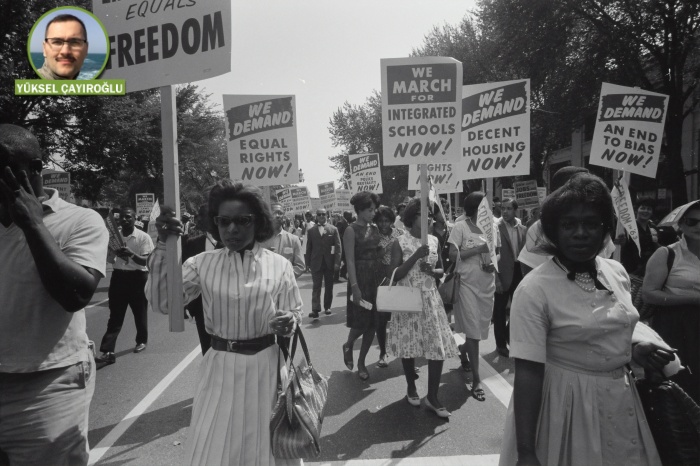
left=477, top=0, right=700, bottom=205
left=328, top=91, right=409, bottom=207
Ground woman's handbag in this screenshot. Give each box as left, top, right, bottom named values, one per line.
left=376, top=268, right=423, bottom=313
left=438, top=261, right=460, bottom=311
left=634, top=372, right=700, bottom=465
left=271, top=327, right=329, bottom=459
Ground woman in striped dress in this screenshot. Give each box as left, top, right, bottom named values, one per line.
left=147, top=180, right=302, bottom=466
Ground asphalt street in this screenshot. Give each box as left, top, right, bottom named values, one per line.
left=85, top=265, right=515, bottom=465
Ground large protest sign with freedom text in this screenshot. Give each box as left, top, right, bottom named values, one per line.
left=461, top=79, right=530, bottom=179
left=223, top=95, right=299, bottom=187
left=408, top=163, right=462, bottom=193
left=514, top=180, right=539, bottom=208
left=381, top=57, right=462, bottom=166
left=93, top=0, right=231, bottom=93
left=590, top=83, right=668, bottom=178
left=318, top=182, right=336, bottom=210
left=349, top=153, right=383, bottom=194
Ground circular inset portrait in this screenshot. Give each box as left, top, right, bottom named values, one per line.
left=27, top=6, right=110, bottom=80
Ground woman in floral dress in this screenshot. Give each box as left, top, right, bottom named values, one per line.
left=387, top=199, right=458, bottom=417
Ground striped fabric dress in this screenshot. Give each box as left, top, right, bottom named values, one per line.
left=147, top=243, right=303, bottom=466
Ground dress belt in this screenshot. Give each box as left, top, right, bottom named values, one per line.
left=210, top=334, right=277, bottom=355
left=548, top=361, right=627, bottom=379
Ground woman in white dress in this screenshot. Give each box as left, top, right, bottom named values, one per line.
left=447, top=191, right=496, bottom=402
left=500, top=173, right=674, bottom=466
left=148, top=180, right=302, bottom=466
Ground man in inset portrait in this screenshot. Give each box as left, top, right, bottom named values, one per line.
left=38, top=14, right=88, bottom=80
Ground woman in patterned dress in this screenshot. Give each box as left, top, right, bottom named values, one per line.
left=148, top=180, right=302, bottom=466
left=387, top=198, right=458, bottom=417
left=342, top=191, right=382, bottom=380
left=374, top=205, right=403, bottom=368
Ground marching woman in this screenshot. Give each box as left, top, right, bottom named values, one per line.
left=499, top=174, right=673, bottom=466
left=387, top=198, right=458, bottom=417
left=147, top=180, right=302, bottom=466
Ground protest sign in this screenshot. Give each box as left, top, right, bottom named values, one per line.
left=589, top=83, right=668, bottom=178
left=514, top=180, right=539, bottom=208
left=611, top=178, right=640, bottom=256
left=349, top=153, right=383, bottom=194
left=381, top=57, right=462, bottom=166
left=310, top=198, right=322, bottom=212
left=289, top=186, right=311, bottom=215
left=105, top=213, right=125, bottom=253
left=537, top=187, right=547, bottom=205
left=501, top=188, right=515, bottom=200
left=461, top=79, right=530, bottom=179
left=407, top=163, right=462, bottom=193
left=136, top=193, right=155, bottom=218
left=147, top=199, right=161, bottom=244
left=318, top=182, right=336, bottom=210
left=92, top=0, right=231, bottom=93
left=223, top=95, right=299, bottom=187
left=42, top=171, right=70, bottom=200
left=476, top=197, right=498, bottom=272
left=275, top=187, right=293, bottom=213
left=335, top=189, right=352, bottom=211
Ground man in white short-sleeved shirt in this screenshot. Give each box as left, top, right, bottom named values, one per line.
left=96, top=206, right=154, bottom=364
left=0, top=124, right=108, bottom=465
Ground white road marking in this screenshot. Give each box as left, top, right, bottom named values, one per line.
left=453, top=334, right=513, bottom=408
left=88, top=346, right=201, bottom=465
left=306, top=454, right=500, bottom=465
left=85, top=298, right=109, bottom=309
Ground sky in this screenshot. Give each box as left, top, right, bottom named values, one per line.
left=199, top=0, right=477, bottom=197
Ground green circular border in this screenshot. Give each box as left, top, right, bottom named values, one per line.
left=27, top=6, right=111, bottom=80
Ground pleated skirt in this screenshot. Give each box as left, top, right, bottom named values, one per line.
left=499, top=363, right=660, bottom=466
left=184, top=345, right=302, bottom=466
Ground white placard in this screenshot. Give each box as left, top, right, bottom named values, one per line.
left=223, top=95, right=299, bottom=186
left=611, top=178, right=640, bottom=256
left=335, top=189, right=352, bottom=211
left=514, top=180, right=539, bottom=209
left=477, top=197, right=498, bottom=272
left=135, top=193, right=155, bottom=218
left=461, top=79, right=530, bottom=179
left=318, top=182, right=336, bottom=210
left=589, top=83, right=668, bottom=178
left=381, top=57, right=462, bottom=166
left=349, top=153, right=383, bottom=194
left=407, top=163, right=462, bottom=193
left=93, top=0, right=231, bottom=93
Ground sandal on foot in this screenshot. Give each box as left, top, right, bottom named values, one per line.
left=377, top=355, right=388, bottom=368
left=471, top=385, right=486, bottom=402
left=406, top=394, right=421, bottom=407
left=342, top=343, right=353, bottom=370
left=358, top=367, right=369, bottom=381
left=458, top=345, right=472, bottom=372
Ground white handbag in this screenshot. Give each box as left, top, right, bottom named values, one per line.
left=376, top=268, right=423, bottom=314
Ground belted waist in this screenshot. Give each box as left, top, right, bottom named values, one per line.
left=210, top=334, right=277, bottom=355
left=549, top=361, right=627, bottom=379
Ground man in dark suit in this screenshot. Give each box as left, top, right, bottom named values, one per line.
left=305, top=208, right=342, bottom=319
left=494, top=198, right=527, bottom=357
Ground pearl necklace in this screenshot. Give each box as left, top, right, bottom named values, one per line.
left=574, top=272, right=596, bottom=293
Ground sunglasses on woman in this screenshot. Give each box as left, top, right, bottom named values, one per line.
left=213, top=215, right=255, bottom=227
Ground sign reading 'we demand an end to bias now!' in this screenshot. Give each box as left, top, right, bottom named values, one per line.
left=223, top=95, right=299, bottom=187
left=381, top=57, right=462, bottom=167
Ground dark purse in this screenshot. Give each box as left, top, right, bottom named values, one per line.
left=438, top=261, right=460, bottom=312
left=634, top=373, right=700, bottom=465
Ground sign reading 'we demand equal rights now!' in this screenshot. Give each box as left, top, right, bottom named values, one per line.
left=223, top=95, right=299, bottom=187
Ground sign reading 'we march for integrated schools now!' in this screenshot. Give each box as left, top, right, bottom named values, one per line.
left=461, top=79, right=530, bottom=179
left=381, top=57, right=462, bottom=166
left=590, top=83, right=668, bottom=178
left=349, top=153, right=383, bottom=194
left=93, top=0, right=231, bottom=93
left=223, top=95, right=299, bottom=187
